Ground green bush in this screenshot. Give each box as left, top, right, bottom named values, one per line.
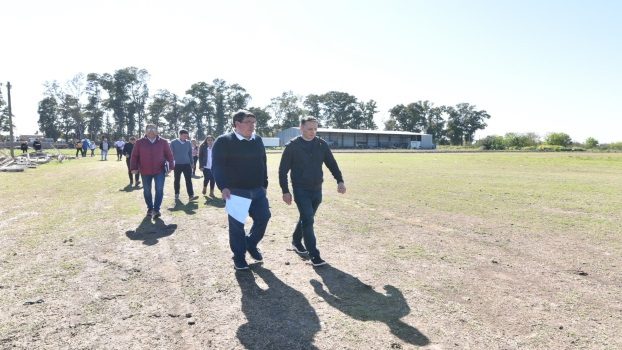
left=605, top=142, right=622, bottom=150
left=477, top=135, right=505, bottom=150
left=585, top=137, right=599, bottom=148
left=545, top=132, right=573, bottom=147
left=504, top=132, right=539, bottom=148
left=536, top=145, right=584, bottom=152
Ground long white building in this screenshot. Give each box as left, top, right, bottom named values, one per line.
left=277, top=127, right=435, bottom=149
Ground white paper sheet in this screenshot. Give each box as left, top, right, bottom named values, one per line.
left=226, top=194, right=252, bottom=224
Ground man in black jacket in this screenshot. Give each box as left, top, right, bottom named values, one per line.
left=122, top=136, right=140, bottom=187
left=278, top=116, right=346, bottom=267
left=213, top=110, right=271, bottom=271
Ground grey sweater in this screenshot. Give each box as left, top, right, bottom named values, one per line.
left=170, top=139, right=192, bottom=165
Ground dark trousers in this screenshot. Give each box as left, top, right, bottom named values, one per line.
left=202, top=168, right=215, bottom=191
left=192, top=156, right=198, bottom=175
left=292, top=188, right=323, bottom=259
left=228, top=187, right=271, bottom=265
left=75, top=148, right=81, bottom=157
left=116, top=147, right=123, bottom=160
left=126, top=158, right=140, bottom=184
left=173, top=163, right=194, bottom=196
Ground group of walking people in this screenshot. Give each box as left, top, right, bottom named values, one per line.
left=72, top=137, right=123, bottom=161
left=128, top=110, right=346, bottom=271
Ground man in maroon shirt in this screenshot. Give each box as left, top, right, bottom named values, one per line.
left=130, top=124, right=175, bottom=218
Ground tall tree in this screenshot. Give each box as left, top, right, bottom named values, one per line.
left=385, top=100, right=442, bottom=135
left=99, top=67, right=149, bottom=138
left=303, top=91, right=374, bottom=129
left=247, top=106, right=272, bottom=136
left=0, top=88, right=9, bottom=134
left=84, top=73, right=105, bottom=140
left=357, top=100, right=378, bottom=130
left=212, top=79, right=251, bottom=136
left=58, top=94, right=81, bottom=141
left=186, top=81, right=215, bottom=138
left=445, top=103, right=491, bottom=145
left=268, top=91, right=304, bottom=130
left=386, top=104, right=427, bottom=132
left=303, top=94, right=323, bottom=125
left=42, top=78, right=84, bottom=140
left=127, top=68, right=149, bottom=135
left=147, top=89, right=181, bottom=138
left=37, top=97, right=61, bottom=140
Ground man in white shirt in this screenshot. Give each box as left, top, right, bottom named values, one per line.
left=114, top=139, right=126, bottom=161
left=198, top=135, right=216, bottom=196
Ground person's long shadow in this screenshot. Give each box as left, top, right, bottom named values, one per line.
left=236, top=265, right=321, bottom=349
left=118, top=184, right=141, bottom=192
left=125, top=216, right=177, bottom=246
left=311, top=265, right=429, bottom=346
left=204, top=195, right=225, bottom=208
left=167, top=199, right=198, bottom=215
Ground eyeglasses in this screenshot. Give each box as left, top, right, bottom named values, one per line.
left=240, top=120, right=256, bottom=125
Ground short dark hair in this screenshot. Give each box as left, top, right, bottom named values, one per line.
left=179, top=129, right=189, bottom=135
left=300, top=116, right=318, bottom=125
left=232, top=110, right=256, bottom=126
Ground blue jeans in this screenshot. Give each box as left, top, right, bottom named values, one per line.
left=292, top=188, right=322, bottom=258
left=141, top=172, right=165, bottom=211
left=101, top=149, right=108, bottom=160
left=228, top=187, right=271, bottom=264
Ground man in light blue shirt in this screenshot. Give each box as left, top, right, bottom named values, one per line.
left=170, top=129, right=196, bottom=200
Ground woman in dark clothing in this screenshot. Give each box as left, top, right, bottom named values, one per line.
left=123, top=137, right=140, bottom=187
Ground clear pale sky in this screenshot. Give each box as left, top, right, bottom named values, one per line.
left=1, top=0, right=620, bottom=143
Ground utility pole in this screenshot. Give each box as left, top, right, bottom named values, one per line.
left=7, top=82, right=15, bottom=158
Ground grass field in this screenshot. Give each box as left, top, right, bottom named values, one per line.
left=1, top=151, right=621, bottom=349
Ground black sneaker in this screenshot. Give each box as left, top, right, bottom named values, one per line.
left=146, top=209, right=153, bottom=217
left=292, top=242, right=308, bottom=254
left=247, top=246, right=263, bottom=262
left=152, top=210, right=161, bottom=218
left=311, top=256, right=327, bottom=267
left=234, top=259, right=250, bottom=270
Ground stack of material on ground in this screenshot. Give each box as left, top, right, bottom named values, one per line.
left=0, top=153, right=24, bottom=172
left=0, top=151, right=51, bottom=172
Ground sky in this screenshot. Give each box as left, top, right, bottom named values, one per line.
left=1, top=0, right=621, bottom=143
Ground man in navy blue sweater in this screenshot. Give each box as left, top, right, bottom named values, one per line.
left=212, top=110, right=271, bottom=270
left=278, top=116, right=346, bottom=267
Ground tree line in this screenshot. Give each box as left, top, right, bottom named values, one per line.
left=0, top=86, right=11, bottom=136
left=5, top=67, right=491, bottom=145
left=476, top=132, right=614, bottom=151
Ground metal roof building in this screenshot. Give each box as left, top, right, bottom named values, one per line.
left=277, top=127, right=434, bottom=149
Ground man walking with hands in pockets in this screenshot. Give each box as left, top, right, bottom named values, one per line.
left=279, top=116, right=346, bottom=266
left=212, top=110, right=271, bottom=271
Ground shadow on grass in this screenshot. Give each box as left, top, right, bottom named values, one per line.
left=119, top=184, right=142, bottom=192
left=167, top=199, right=198, bottom=215
left=125, top=216, right=177, bottom=246
left=311, top=265, right=429, bottom=347
left=236, top=265, right=320, bottom=349
left=204, top=195, right=225, bottom=208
